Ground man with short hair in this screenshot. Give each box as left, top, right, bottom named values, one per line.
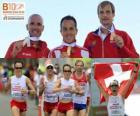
left=49, top=15, right=89, bottom=58
left=84, top=1, right=139, bottom=58
left=4, top=61, right=36, bottom=116
left=39, top=63, right=58, bottom=116
left=72, top=60, right=90, bottom=116
left=5, top=14, right=50, bottom=58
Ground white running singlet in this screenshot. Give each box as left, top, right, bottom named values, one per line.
left=11, top=75, right=27, bottom=100
left=107, top=95, right=124, bottom=116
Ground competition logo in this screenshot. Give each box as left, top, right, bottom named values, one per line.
left=2, top=2, right=25, bottom=21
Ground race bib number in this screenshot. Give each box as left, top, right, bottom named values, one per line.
left=111, top=110, right=121, bottom=115
left=11, top=92, right=25, bottom=99
left=62, top=92, right=72, bottom=100
left=45, top=94, right=58, bottom=102
left=110, top=106, right=122, bottom=115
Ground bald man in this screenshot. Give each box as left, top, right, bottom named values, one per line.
left=5, top=14, right=50, bottom=58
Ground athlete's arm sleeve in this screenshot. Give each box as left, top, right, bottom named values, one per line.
left=44, top=47, right=50, bottom=58
left=48, top=50, right=55, bottom=58
left=83, top=33, right=93, bottom=58
left=83, top=33, right=91, bottom=50
left=119, top=32, right=139, bottom=58
left=41, top=42, right=50, bottom=58
left=5, top=42, right=14, bottom=58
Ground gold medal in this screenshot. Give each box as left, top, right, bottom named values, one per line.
left=67, top=46, right=72, bottom=56
left=110, top=32, right=116, bottom=43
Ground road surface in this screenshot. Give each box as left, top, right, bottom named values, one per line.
left=0, top=93, right=38, bottom=116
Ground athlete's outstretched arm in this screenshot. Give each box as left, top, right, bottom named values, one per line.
left=96, top=80, right=109, bottom=101
left=121, top=63, right=139, bottom=98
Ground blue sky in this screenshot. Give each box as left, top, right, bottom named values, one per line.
left=0, top=0, right=140, bottom=57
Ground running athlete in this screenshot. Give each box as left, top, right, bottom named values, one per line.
left=39, top=64, right=58, bottom=116
left=96, top=63, right=139, bottom=116
left=4, top=61, right=35, bottom=116
left=72, top=60, right=90, bottom=116
left=53, top=64, right=82, bottom=116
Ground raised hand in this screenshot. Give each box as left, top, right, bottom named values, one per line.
left=12, top=41, right=23, bottom=58
left=112, top=34, right=124, bottom=48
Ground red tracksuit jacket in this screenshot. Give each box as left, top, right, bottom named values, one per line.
left=49, top=44, right=89, bottom=58
left=83, top=29, right=139, bottom=58
left=5, top=40, right=50, bottom=58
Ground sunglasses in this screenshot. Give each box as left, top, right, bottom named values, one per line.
left=47, top=66, right=53, bottom=69
left=63, top=70, right=71, bottom=72
left=15, top=67, right=23, bottom=69
left=110, top=85, right=118, bottom=87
